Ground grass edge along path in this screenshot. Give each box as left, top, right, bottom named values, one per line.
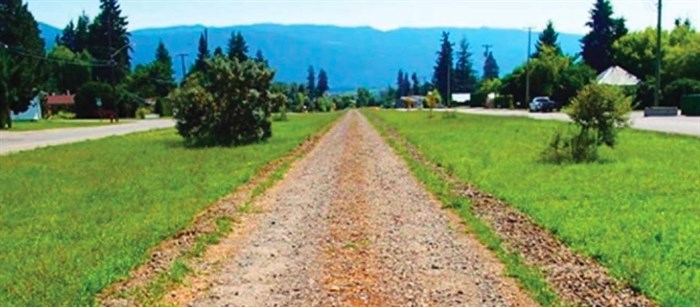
left=0, top=112, right=342, bottom=306
left=363, top=110, right=562, bottom=306
left=7, top=119, right=121, bottom=131
left=99, top=113, right=343, bottom=305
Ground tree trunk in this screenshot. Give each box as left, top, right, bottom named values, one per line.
left=0, top=105, right=11, bottom=129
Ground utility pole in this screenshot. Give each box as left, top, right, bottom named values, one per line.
left=654, top=0, right=662, bottom=107
left=176, top=53, right=189, bottom=81
left=526, top=27, right=533, bottom=106
left=482, top=44, right=493, bottom=57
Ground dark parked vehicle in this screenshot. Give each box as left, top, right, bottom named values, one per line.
left=529, top=96, right=561, bottom=112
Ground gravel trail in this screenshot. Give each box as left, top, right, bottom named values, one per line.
left=191, top=110, right=535, bottom=306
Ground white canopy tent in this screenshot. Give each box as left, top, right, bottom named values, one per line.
left=11, top=96, right=42, bottom=121
left=596, top=66, right=640, bottom=86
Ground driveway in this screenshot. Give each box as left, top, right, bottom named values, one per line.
left=449, top=108, right=700, bottom=137
left=0, top=119, right=175, bottom=155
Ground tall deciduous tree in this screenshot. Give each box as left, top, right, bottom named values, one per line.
left=47, top=46, right=93, bottom=94
left=306, top=66, right=316, bottom=98
left=581, top=0, right=627, bottom=73
left=483, top=51, right=500, bottom=80
left=535, top=20, right=562, bottom=57
left=192, top=29, right=210, bottom=74
left=0, top=0, right=46, bottom=128
left=433, top=32, right=453, bottom=102
left=454, top=37, right=478, bottom=92
left=89, top=0, right=131, bottom=84
left=227, top=31, right=249, bottom=62
left=317, top=69, right=329, bottom=97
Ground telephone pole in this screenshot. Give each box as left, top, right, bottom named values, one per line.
left=482, top=44, right=493, bottom=57
left=525, top=27, right=533, bottom=106
left=654, top=0, right=662, bottom=107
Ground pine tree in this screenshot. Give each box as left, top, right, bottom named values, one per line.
left=454, top=37, right=478, bottom=92
left=483, top=51, right=500, bottom=80
left=432, top=32, right=454, bottom=102
left=227, top=31, right=249, bottom=62
left=403, top=72, right=412, bottom=96
left=317, top=69, right=329, bottom=97
left=0, top=0, right=46, bottom=128
left=535, top=21, right=562, bottom=57
left=74, top=12, right=90, bottom=53
left=88, top=0, right=131, bottom=84
left=213, top=46, right=224, bottom=57
left=255, top=50, right=267, bottom=66
left=59, top=20, right=77, bottom=52
left=581, top=0, right=628, bottom=73
left=411, top=73, right=421, bottom=95
left=306, top=66, right=316, bottom=99
left=193, top=29, right=210, bottom=74
left=153, top=41, right=175, bottom=97
left=396, top=69, right=405, bottom=98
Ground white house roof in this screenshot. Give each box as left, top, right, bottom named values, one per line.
left=597, top=66, right=640, bottom=86
left=452, top=93, right=471, bottom=102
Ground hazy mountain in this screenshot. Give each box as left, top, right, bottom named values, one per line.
left=39, top=22, right=582, bottom=92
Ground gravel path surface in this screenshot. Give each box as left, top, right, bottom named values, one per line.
left=191, top=111, right=534, bottom=306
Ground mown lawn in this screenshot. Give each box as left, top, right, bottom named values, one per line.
left=0, top=112, right=340, bottom=305
left=365, top=110, right=700, bottom=306
left=8, top=119, right=119, bottom=131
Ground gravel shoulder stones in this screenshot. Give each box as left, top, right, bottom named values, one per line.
left=189, top=110, right=534, bottom=306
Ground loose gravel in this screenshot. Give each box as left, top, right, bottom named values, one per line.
left=190, top=110, right=535, bottom=306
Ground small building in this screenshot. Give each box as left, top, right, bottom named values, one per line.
left=397, top=95, right=425, bottom=109
left=451, top=93, right=471, bottom=105
left=46, top=94, right=76, bottom=116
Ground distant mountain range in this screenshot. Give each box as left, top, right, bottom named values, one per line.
left=38, top=22, right=582, bottom=92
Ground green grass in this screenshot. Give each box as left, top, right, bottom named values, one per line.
left=8, top=119, right=120, bottom=131
left=0, top=112, right=340, bottom=306
left=365, top=109, right=700, bottom=306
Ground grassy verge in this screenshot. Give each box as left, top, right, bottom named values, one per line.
left=364, top=109, right=700, bottom=306
left=7, top=119, right=121, bottom=131
left=0, top=112, right=341, bottom=305
left=364, top=110, right=561, bottom=306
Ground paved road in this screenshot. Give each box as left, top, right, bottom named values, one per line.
left=0, top=119, right=175, bottom=155
left=446, top=108, right=700, bottom=136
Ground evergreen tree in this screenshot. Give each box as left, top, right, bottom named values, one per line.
left=396, top=69, right=405, bottom=98
left=306, top=66, right=316, bottom=98
left=0, top=0, right=46, bottom=128
left=535, top=20, right=562, bottom=57
left=454, top=37, right=478, bottom=92
left=193, top=29, right=210, bottom=74
left=317, top=69, right=329, bottom=97
left=581, top=0, right=628, bottom=73
left=411, top=73, right=421, bottom=95
left=59, top=20, right=77, bottom=52
left=483, top=51, right=500, bottom=80
left=255, top=50, right=268, bottom=66
left=213, top=46, right=224, bottom=57
left=403, top=72, right=412, bottom=96
left=153, top=41, right=175, bottom=97
left=88, top=0, right=131, bottom=84
left=74, top=12, right=90, bottom=53
left=227, top=31, right=249, bottom=62
left=432, top=32, right=454, bottom=102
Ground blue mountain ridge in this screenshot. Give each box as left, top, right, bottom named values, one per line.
left=38, top=22, right=582, bottom=92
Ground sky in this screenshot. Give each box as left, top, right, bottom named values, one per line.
left=28, top=0, right=700, bottom=34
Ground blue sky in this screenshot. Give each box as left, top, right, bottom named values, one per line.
left=29, top=0, right=700, bottom=34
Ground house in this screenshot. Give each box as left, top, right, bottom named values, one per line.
left=46, top=93, right=76, bottom=116
left=397, top=95, right=425, bottom=109
left=451, top=93, right=471, bottom=105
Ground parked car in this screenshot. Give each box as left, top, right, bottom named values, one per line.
left=529, top=96, right=561, bottom=112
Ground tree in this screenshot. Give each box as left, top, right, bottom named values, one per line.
left=317, top=69, right=329, bottom=97
left=483, top=51, right=500, bottom=79
left=255, top=50, right=268, bottom=66
left=306, top=66, right=316, bottom=99
left=151, top=41, right=176, bottom=97
left=581, top=0, right=627, bottom=73
left=46, top=46, right=93, bottom=94
left=58, top=20, right=77, bottom=52
left=433, top=31, right=454, bottom=103
left=227, top=31, right=249, bottom=62
left=454, top=37, right=478, bottom=92
left=425, top=89, right=442, bottom=118
left=213, top=46, right=224, bottom=57
left=535, top=20, right=562, bottom=57
left=75, top=81, right=114, bottom=118
left=88, top=0, right=131, bottom=84
left=171, top=57, right=283, bottom=146
left=74, top=12, right=90, bottom=53
left=192, top=29, right=210, bottom=74
left=0, top=0, right=46, bottom=129
left=411, top=73, right=421, bottom=95
left=356, top=87, right=372, bottom=107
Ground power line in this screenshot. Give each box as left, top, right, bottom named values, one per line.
left=1, top=42, right=114, bottom=67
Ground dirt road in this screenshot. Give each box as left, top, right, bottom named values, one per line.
left=186, top=111, right=535, bottom=306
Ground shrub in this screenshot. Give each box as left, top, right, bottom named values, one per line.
left=52, top=111, right=76, bottom=120
left=681, top=94, right=700, bottom=116
left=664, top=78, right=700, bottom=108
left=494, top=95, right=514, bottom=109
left=425, top=89, right=441, bottom=118
left=170, top=57, right=279, bottom=147
left=542, top=84, right=632, bottom=163
left=155, top=98, right=173, bottom=117
left=75, top=82, right=114, bottom=118
left=135, top=106, right=151, bottom=119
